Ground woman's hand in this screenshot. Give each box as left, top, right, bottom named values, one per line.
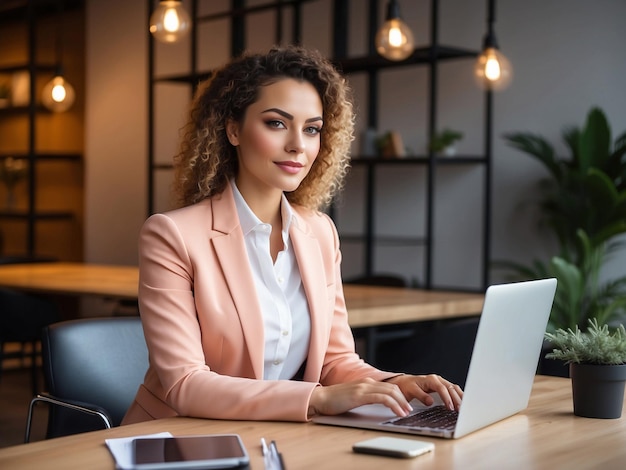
left=385, top=374, right=463, bottom=412
left=308, top=377, right=414, bottom=418
left=308, top=375, right=463, bottom=419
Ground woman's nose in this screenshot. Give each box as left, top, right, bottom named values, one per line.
left=285, top=131, right=305, bottom=154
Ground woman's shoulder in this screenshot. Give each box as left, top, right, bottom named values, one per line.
left=143, top=199, right=215, bottom=232
left=292, top=204, right=329, bottom=222
left=291, top=205, right=337, bottom=238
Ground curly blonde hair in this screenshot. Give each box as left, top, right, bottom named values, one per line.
left=172, top=45, right=354, bottom=211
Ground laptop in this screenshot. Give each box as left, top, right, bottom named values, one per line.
left=313, top=278, right=557, bottom=439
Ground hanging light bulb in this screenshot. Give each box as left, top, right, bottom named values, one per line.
left=149, top=0, right=191, bottom=44
left=474, top=1, right=513, bottom=91
left=41, top=1, right=75, bottom=112
left=474, top=43, right=513, bottom=91
left=42, top=67, right=75, bottom=113
left=375, top=0, right=415, bottom=61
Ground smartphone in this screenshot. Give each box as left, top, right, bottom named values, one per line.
left=353, top=436, right=434, bottom=459
left=131, top=434, right=249, bottom=469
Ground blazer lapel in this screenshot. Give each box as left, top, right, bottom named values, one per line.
left=290, top=214, right=330, bottom=380
left=211, top=186, right=265, bottom=379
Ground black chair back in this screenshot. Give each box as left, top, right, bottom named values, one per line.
left=41, top=316, right=148, bottom=438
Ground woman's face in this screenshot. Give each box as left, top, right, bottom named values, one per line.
left=227, top=78, right=323, bottom=202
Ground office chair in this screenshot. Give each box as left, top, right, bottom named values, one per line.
left=24, top=316, right=149, bottom=442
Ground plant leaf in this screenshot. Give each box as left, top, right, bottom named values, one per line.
left=503, top=133, right=561, bottom=181
left=579, top=107, right=611, bottom=171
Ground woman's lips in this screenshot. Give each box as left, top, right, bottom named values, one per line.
left=275, top=161, right=304, bottom=174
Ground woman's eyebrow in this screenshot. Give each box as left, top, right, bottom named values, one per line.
left=262, top=107, right=323, bottom=123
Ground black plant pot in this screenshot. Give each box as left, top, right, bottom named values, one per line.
left=570, top=363, right=626, bottom=419
left=538, top=341, right=569, bottom=377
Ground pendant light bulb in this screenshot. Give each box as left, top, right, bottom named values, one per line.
left=375, top=1, right=415, bottom=61
left=475, top=1, right=513, bottom=92
left=42, top=71, right=75, bottom=113
left=150, top=0, right=191, bottom=44
left=474, top=45, right=513, bottom=91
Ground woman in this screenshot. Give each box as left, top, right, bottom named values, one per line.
left=123, top=45, right=462, bottom=425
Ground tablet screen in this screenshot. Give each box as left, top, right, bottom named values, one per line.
left=132, top=434, right=249, bottom=469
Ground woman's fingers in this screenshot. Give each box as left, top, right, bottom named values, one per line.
left=309, top=375, right=464, bottom=420
left=443, top=381, right=463, bottom=410
left=387, top=374, right=464, bottom=411
left=310, top=378, right=413, bottom=417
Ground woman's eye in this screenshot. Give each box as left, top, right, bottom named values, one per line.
left=266, top=120, right=285, bottom=129
left=304, top=126, right=322, bottom=136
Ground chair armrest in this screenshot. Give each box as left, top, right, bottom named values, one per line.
left=24, top=393, right=113, bottom=443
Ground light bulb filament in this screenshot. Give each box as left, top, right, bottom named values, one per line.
left=51, top=83, right=67, bottom=103
left=388, top=21, right=404, bottom=47
left=485, top=54, right=501, bottom=81
left=163, top=8, right=181, bottom=32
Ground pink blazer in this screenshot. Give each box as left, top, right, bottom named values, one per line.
left=122, top=184, right=394, bottom=425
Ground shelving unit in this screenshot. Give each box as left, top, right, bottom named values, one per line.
left=147, top=0, right=492, bottom=291
left=0, top=1, right=85, bottom=261
left=332, top=0, right=491, bottom=291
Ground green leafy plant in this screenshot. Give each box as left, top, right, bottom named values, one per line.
left=428, top=128, right=463, bottom=153
left=497, top=107, right=626, bottom=331
left=545, top=318, right=626, bottom=365
left=504, top=107, right=626, bottom=258
left=498, top=230, right=626, bottom=332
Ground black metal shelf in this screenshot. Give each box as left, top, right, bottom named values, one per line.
left=152, top=72, right=211, bottom=85
left=151, top=45, right=479, bottom=86
left=0, top=152, right=82, bottom=161
left=0, top=211, right=75, bottom=220
left=0, top=105, right=51, bottom=115
left=335, top=45, right=479, bottom=74
left=0, top=62, right=56, bottom=74
left=0, top=1, right=83, bottom=24
left=196, top=0, right=316, bottom=23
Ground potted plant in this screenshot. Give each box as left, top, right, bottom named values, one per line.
left=545, top=318, right=626, bottom=418
left=428, top=128, right=463, bottom=156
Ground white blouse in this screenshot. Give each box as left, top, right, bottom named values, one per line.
left=231, top=180, right=311, bottom=380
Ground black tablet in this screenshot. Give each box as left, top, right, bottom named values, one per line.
left=130, top=434, right=249, bottom=469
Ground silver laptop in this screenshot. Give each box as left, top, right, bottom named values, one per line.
left=313, top=278, right=557, bottom=439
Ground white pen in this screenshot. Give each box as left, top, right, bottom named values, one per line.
left=270, top=440, right=285, bottom=469
left=261, top=437, right=285, bottom=469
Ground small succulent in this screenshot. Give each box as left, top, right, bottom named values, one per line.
left=545, top=318, right=626, bottom=365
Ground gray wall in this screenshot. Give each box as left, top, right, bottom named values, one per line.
left=84, top=0, right=626, bottom=289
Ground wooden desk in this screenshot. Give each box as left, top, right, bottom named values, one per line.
left=0, top=262, right=484, bottom=328
left=344, top=285, right=483, bottom=328
left=0, top=262, right=139, bottom=300
left=1, top=376, right=623, bottom=469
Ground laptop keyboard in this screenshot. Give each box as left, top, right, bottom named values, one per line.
left=383, top=405, right=458, bottom=431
